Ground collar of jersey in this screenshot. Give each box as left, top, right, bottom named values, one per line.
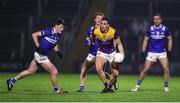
left=153, top=24, right=163, bottom=30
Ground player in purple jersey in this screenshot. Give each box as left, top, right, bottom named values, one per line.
left=7, top=19, right=66, bottom=94
left=93, top=18, right=125, bottom=93
left=131, top=13, right=173, bottom=92
left=77, top=12, right=104, bottom=92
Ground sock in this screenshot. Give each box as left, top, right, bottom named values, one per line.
left=54, top=86, right=59, bottom=92
left=10, top=77, right=17, bottom=85
left=164, top=80, right=168, bottom=88
left=137, top=80, right=142, bottom=86
left=80, top=85, right=84, bottom=91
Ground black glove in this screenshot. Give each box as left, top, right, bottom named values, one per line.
left=56, top=50, right=63, bottom=59
left=139, top=52, right=146, bottom=61
left=167, top=51, right=171, bottom=59
left=37, top=47, right=45, bottom=55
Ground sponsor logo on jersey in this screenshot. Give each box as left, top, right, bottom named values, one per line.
left=44, top=37, right=57, bottom=44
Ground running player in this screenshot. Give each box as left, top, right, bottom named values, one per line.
left=7, top=19, right=66, bottom=94
left=77, top=12, right=104, bottom=92
left=93, top=17, right=125, bottom=93
left=131, top=13, right=173, bottom=92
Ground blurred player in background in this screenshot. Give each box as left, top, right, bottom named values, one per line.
left=131, top=13, right=173, bottom=92
left=77, top=12, right=104, bottom=92
left=93, top=17, right=125, bottom=93
left=7, top=19, right=66, bottom=94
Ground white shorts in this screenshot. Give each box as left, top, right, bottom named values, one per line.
left=86, top=53, right=96, bottom=62
left=34, top=52, right=50, bottom=63
left=146, top=52, right=167, bottom=62
left=96, top=51, right=116, bottom=62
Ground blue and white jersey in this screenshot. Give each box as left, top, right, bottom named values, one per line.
left=146, top=25, right=170, bottom=53
left=37, top=27, right=61, bottom=56
left=87, top=26, right=98, bottom=56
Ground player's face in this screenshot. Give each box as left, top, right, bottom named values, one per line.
left=100, top=20, right=109, bottom=32
left=94, top=15, right=103, bottom=26
left=153, top=16, right=162, bottom=27
left=55, top=24, right=64, bottom=34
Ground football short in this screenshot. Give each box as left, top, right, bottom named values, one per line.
left=34, top=52, right=49, bottom=63
left=96, top=51, right=116, bottom=62
left=86, top=53, right=96, bottom=62
left=146, top=52, right=167, bottom=62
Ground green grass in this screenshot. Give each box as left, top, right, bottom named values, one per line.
left=0, top=73, right=180, bottom=102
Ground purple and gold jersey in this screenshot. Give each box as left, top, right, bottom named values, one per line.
left=37, top=27, right=60, bottom=56
left=87, top=26, right=98, bottom=56
left=93, top=26, right=118, bottom=54
left=146, top=25, right=170, bottom=53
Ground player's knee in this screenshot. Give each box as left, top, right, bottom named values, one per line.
left=27, top=70, right=35, bottom=76
left=96, top=66, right=103, bottom=74
left=163, top=69, right=169, bottom=74
left=51, top=69, right=58, bottom=76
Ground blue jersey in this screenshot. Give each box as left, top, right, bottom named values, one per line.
left=87, top=26, right=98, bottom=56
left=146, top=25, right=170, bottom=53
left=36, top=27, right=61, bottom=56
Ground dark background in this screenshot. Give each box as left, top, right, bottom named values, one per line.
left=0, top=0, right=179, bottom=75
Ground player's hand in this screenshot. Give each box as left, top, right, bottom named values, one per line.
left=57, top=50, right=63, bottom=59
left=139, top=52, right=146, bottom=61
left=37, top=47, right=45, bottom=55
left=167, top=51, right=171, bottom=59
left=83, top=39, right=90, bottom=46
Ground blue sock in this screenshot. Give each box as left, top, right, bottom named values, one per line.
left=137, top=80, right=142, bottom=86
left=54, top=86, right=59, bottom=92
left=10, top=78, right=17, bottom=84
left=80, top=86, right=84, bottom=91
left=164, top=80, right=168, bottom=88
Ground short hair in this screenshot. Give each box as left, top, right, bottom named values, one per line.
left=101, top=17, right=110, bottom=24
left=55, top=19, right=65, bottom=25
left=95, top=12, right=104, bottom=17
left=153, top=13, right=162, bottom=19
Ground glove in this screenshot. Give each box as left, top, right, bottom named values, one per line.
left=83, top=39, right=90, bottom=46
left=167, top=51, right=171, bottom=59
left=56, top=50, right=63, bottom=59
left=37, top=47, right=45, bottom=55
left=138, top=52, right=146, bottom=61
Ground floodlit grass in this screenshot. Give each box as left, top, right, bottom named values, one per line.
left=0, top=73, right=180, bottom=102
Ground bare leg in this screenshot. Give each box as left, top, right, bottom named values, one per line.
left=16, top=60, right=38, bottom=80
left=139, top=60, right=154, bottom=81
left=41, top=61, right=59, bottom=87
left=95, top=56, right=106, bottom=83
left=131, top=60, right=153, bottom=92
left=159, top=57, right=170, bottom=82
left=159, top=57, right=170, bottom=92
left=110, top=61, right=119, bottom=90
left=80, top=60, right=94, bottom=86
left=110, top=61, right=119, bottom=79
left=7, top=60, right=38, bottom=91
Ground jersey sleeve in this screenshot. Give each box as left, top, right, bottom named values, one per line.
left=165, top=27, right=171, bottom=37
left=41, top=28, right=50, bottom=37
left=87, top=26, right=95, bottom=37
left=145, top=27, right=151, bottom=37
left=114, top=31, right=119, bottom=40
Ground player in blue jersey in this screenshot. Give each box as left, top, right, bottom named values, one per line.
left=77, top=12, right=104, bottom=92
left=131, top=13, right=173, bottom=92
left=7, top=19, right=66, bottom=94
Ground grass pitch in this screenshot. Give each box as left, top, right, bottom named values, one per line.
left=0, top=73, right=180, bottom=102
